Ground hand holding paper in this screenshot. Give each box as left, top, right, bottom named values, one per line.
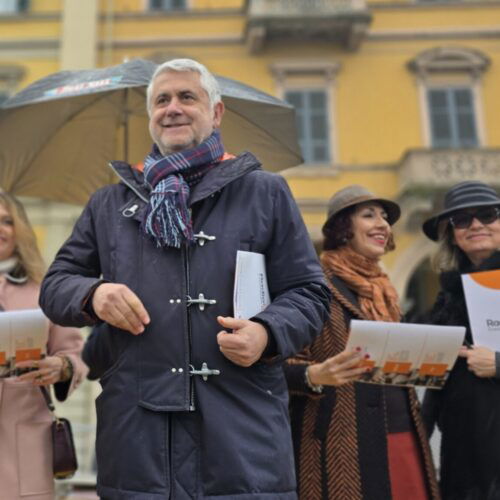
left=216, top=316, right=269, bottom=367
left=458, top=345, right=497, bottom=378
left=307, top=349, right=367, bottom=387
left=16, top=356, right=65, bottom=386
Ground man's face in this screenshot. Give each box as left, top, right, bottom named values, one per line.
left=148, top=70, right=224, bottom=155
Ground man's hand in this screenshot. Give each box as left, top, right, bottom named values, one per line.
left=458, top=345, right=496, bottom=378
left=307, top=349, right=366, bottom=387
left=92, top=283, right=150, bottom=335
left=216, top=316, right=269, bottom=367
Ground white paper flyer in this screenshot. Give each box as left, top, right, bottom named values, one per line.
left=233, top=251, right=270, bottom=320
left=345, top=319, right=465, bottom=389
left=0, top=309, right=48, bottom=377
left=462, top=270, right=500, bottom=351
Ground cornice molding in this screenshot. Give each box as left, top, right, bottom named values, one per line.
left=270, top=61, right=341, bottom=84
left=107, top=8, right=244, bottom=20
left=369, top=26, right=500, bottom=41
left=101, top=34, right=242, bottom=49
left=0, top=39, right=58, bottom=50
left=0, top=13, right=59, bottom=21
left=407, top=46, right=490, bottom=77
left=369, top=0, right=500, bottom=9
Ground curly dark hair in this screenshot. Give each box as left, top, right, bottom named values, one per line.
left=322, top=205, right=396, bottom=252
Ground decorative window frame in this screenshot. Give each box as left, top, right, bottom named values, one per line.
left=270, top=61, right=340, bottom=171
left=408, top=47, right=490, bottom=148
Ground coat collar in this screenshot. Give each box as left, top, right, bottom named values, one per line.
left=109, top=151, right=262, bottom=206
left=327, top=273, right=366, bottom=320
left=441, top=250, right=500, bottom=295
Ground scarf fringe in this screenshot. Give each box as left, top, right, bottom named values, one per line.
left=142, top=130, right=224, bottom=248
left=144, top=178, right=193, bottom=248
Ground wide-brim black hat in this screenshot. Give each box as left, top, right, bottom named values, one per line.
left=323, top=184, right=401, bottom=232
left=422, top=181, right=500, bottom=241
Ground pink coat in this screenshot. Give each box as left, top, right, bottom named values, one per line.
left=0, top=275, right=88, bottom=500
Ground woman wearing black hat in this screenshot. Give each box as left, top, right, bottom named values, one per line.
left=285, top=185, right=439, bottom=500
left=422, top=180, right=500, bottom=500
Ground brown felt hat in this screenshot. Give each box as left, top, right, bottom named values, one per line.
left=323, top=185, right=401, bottom=231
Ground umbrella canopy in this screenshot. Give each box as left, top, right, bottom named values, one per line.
left=0, top=58, right=302, bottom=205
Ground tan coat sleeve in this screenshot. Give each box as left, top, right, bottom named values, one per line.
left=47, top=322, right=88, bottom=401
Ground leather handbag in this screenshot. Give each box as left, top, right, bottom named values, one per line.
left=41, top=387, right=78, bottom=479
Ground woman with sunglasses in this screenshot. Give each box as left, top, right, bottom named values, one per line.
left=421, top=180, right=500, bottom=500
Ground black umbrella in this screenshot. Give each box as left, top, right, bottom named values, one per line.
left=0, top=58, right=302, bottom=204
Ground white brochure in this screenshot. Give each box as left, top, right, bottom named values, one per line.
left=0, top=309, right=48, bottom=377
left=233, top=251, right=270, bottom=320
left=345, top=319, right=465, bottom=389
left=462, top=270, right=500, bottom=351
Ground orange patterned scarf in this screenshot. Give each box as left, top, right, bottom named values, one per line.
left=321, top=247, right=401, bottom=322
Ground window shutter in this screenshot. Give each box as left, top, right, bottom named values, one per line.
left=428, top=89, right=453, bottom=148
left=309, top=91, right=329, bottom=162
left=453, top=89, right=477, bottom=147
left=18, top=0, right=29, bottom=11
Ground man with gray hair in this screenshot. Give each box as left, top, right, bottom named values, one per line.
left=40, top=58, right=330, bottom=499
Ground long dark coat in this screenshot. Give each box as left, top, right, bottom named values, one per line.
left=39, top=152, right=331, bottom=500
left=286, top=274, right=440, bottom=500
left=422, top=251, right=500, bottom=500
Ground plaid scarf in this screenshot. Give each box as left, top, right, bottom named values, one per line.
left=142, top=130, right=225, bottom=248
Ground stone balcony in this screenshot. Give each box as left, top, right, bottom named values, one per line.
left=245, top=0, right=372, bottom=53
left=396, top=148, right=500, bottom=231
left=399, top=148, right=500, bottom=192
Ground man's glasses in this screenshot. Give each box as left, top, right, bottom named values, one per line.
left=449, top=207, right=500, bottom=230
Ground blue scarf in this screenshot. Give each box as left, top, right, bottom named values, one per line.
left=142, top=130, right=225, bottom=248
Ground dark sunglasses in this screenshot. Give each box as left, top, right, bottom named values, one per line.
left=449, top=207, right=500, bottom=229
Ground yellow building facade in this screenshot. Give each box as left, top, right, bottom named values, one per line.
left=2, top=0, right=500, bottom=313
left=1, top=0, right=500, bottom=482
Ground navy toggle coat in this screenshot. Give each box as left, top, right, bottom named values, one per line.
left=40, top=152, right=331, bottom=500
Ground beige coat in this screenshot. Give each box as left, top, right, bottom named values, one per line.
left=0, top=275, right=88, bottom=500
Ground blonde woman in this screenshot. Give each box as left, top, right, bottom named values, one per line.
left=0, top=191, right=87, bottom=500
left=422, top=180, right=500, bottom=500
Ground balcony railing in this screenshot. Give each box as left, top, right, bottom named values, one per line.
left=398, top=148, right=500, bottom=193
left=245, top=0, right=372, bottom=52
left=393, top=148, right=500, bottom=233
